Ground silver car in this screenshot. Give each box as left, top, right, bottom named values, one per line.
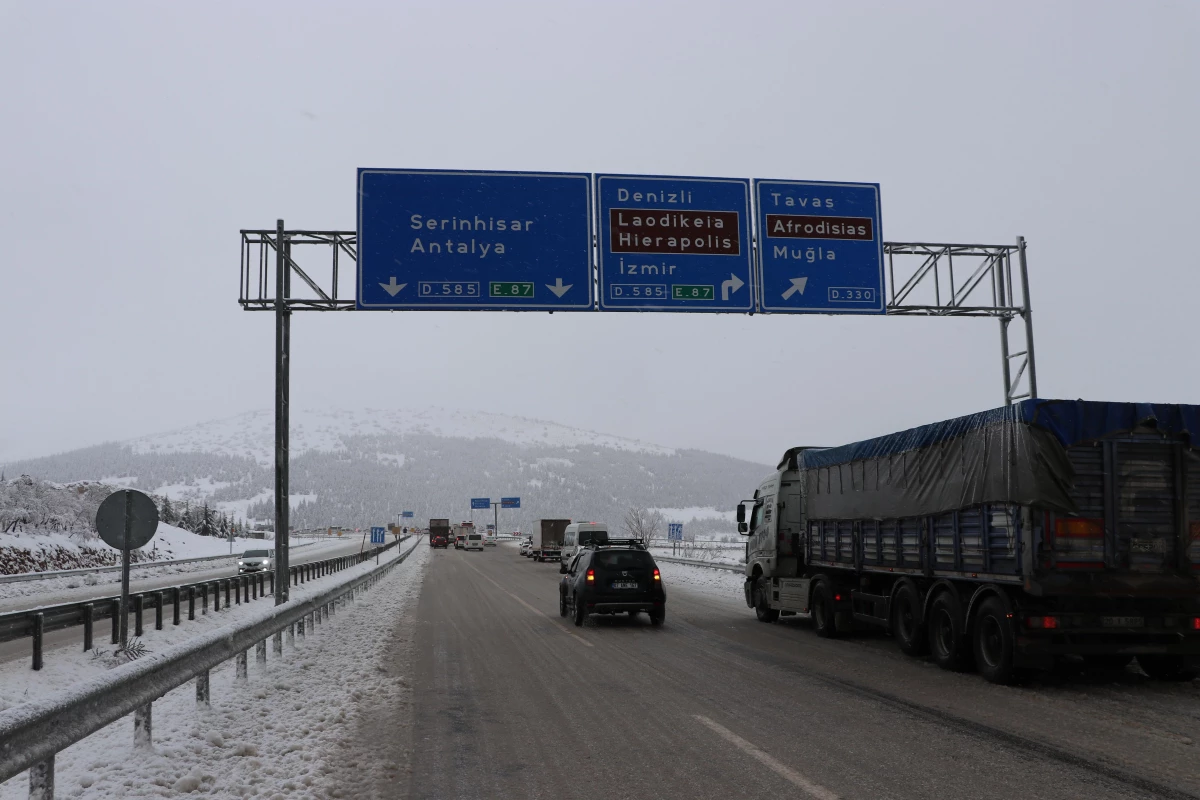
left=238, top=549, right=274, bottom=574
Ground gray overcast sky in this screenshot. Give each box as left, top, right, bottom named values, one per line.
left=2, top=1, right=1198, bottom=466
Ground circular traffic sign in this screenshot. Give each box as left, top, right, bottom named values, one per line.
left=95, top=489, right=160, bottom=550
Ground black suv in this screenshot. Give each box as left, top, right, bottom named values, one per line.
left=558, top=541, right=665, bottom=626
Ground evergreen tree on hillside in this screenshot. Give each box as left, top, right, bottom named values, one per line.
left=160, top=496, right=174, bottom=524
left=181, top=501, right=194, bottom=532
left=200, top=503, right=214, bottom=537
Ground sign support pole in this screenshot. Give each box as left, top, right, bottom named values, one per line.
left=119, top=490, right=132, bottom=651
left=274, top=219, right=291, bottom=605
left=1017, top=236, right=1038, bottom=399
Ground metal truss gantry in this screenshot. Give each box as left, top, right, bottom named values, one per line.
left=240, top=228, right=1038, bottom=405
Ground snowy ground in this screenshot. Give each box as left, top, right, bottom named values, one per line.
left=657, top=559, right=745, bottom=600
left=0, top=540, right=429, bottom=799
left=0, top=536, right=330, bottom=606
left=649, top=542, right=744, bottom=566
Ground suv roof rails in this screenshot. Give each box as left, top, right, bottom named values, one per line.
left=581, top=538, right=646, bottom=551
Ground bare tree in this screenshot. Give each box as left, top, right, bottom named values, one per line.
left=622, top=506, right=664, bottom=546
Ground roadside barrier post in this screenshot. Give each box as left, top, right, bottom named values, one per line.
left=32, top=613, right=44, bottom=671
left=28, top=755, right=52, bottom=800
left=83, top=603, right=94, bottom=652
left=196, top=670, right=210, bottom=706
left=134, top=703, right=152, bottom=749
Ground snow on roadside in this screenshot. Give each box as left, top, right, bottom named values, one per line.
left=658, top=560, right=744, bottom=601
left=0, top=537, right=336, bottom=606
left=0, top=541, right=430, bottom=799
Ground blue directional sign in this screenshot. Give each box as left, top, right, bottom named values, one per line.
left=668, top=523, right=684, bottom=542
left=370, top=526, right=386, bottom=544
left=357, top=169, right=593, bottom=310
left=755, top=180, right=884, bottom=314
left=501, top=497, right=520, bottom=509
left=597, top=174, right=753, bottom=312
left=402, top=511, right=414, bottom=518
left=471, top=498, right=491, bottom=510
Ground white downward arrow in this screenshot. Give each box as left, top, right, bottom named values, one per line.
left=379, top=277, right=407, bottom=297
left=781, top=277, right=809, bottom=300
left=546, top=278, right=573, bottom=298
left=721, top=273, right=745, bottom=301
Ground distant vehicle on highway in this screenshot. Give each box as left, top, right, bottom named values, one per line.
left=430, top=534, right=449, bottom=549
left=429, top=518, right=451, bottom=546
left=519, top=538, right=533, bottom=557
left=560, top=540, right=665, bottom=626
left=465, top=532, right=484, bottom=551
left=532, top=518, right=570, bottom=562
left=454, top=535, right=465, bottom=550
left=238, top=549, right=274, bottom=575
left=559, top=522, right=609, bottom=572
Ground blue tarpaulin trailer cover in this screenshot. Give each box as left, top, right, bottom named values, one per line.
left=786, top=400, right=1200, bottom=521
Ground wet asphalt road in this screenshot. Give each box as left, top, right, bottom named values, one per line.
left=392, top=544, right=1200, bottom=800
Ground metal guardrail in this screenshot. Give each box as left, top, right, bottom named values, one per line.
left=654, top=555, right=744, bottom=573
left=0, top=536, right=421, bottom=797
left=0, top=538, right=403, bottom=671
left=0, top=541, right=320, bottom=585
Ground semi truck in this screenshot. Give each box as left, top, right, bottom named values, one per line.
left=429, top=519, right=450, bottom=547
left=532, top=519, right=570, bottom=562
left=739, top=399, right=1200, bottom=684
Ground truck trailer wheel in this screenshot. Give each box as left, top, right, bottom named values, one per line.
left=754, top=579, right=780, bottom=623
left=973, top=598, right=1017, bottom=684
left=928, top=591, right=971, bottom=672
left=811, top=581, right=838, bottom=639
left=891, top=584, right=928, bottom=657
left=1137, top=655, right=1199, bottom=682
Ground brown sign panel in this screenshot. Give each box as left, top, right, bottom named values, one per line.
left=764, top=214, right=874, bottom=241
left=609, top=208, right=741, bottom=255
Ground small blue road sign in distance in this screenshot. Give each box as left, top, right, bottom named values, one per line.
left=357, top=169, right=593, bottom=310
left=668, top=523, right=683, bottom=542
left=370, top=526, right=386, bottom=544
left=755, top=180, right=884, bottom=314
left=597, top=174, right=753, bottom=312
left=471, top=498, right=491, bottom=510
left=402, top=511, right=414, bottom=518
left=501, top=497, right=521, bottom=509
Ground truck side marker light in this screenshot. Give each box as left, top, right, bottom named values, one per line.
left=834, top=593, right=843, bottom=602
left=1192, top=617, right=1200, bottom=631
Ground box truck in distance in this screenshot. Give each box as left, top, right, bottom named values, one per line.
left=739, top=399, right=1200, bottom=684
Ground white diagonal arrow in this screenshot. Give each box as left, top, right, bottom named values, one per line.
left=546, top=278, right=573, bottom=298
left=781, top=277, right=808, bottom=300
left=379, top=277, right=407, bottom=296
left=721, top=273, right=745, bottom=301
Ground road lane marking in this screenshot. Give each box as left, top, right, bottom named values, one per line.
left=459, top=559, right=593, bottom=647
left=694, top=715, right=839, bottom=800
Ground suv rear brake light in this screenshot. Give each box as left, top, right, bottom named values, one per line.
left=653, top=568, right=660, bottom=581
left=586, top=569, right=594, bottom=583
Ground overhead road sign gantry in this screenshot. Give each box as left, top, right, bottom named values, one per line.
left=597, top=174, right=753, bottom=312
left=755, top=179, right=884, bottom=314
left=501, top=497, right=520, bottom=509
left=357, top=169, right=594, bottom=311
left=471, top=498, right=491, bottom=510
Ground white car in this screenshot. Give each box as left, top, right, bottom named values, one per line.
left=519, top=539, right=533, bottom=557
left=465, top=533, right=485, bottom=551
left=238, top=549, right=274, bottom=574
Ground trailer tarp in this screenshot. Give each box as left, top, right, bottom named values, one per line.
left=794, top=399, right=1200, bottom=520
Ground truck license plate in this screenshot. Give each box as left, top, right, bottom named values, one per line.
left=1102, top=616, right=1144, bottom=627
left=612, top=581, right=638, bottom=589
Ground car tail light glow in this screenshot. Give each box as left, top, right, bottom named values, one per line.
left=1025, top=615, right=1058, bottom=629
left=653, top=568, right=660, bottom=581
left=586, top=569, right=594, bottom=583
left=1192, top=617, right=1200, bottom=631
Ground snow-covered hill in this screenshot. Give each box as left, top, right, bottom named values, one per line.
left=3, top=408, right=769, bottom=537
left=128, top=408, right=675, bottom=466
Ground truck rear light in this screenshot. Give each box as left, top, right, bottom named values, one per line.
left=1025, top=615, right=1058, bottom=629
left=653, top=568, right=660, bottom=581
left=1192, top=617, right=1200, bottom=631
left=1055, top=518, right=1103, bottom=538
left=586, top=569, right=594, bottom=583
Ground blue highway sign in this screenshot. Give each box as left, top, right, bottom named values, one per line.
left=755, top=180, right=884, bottom=314
left=597, top=174, right=753, bottom=312
left=357, top=169, right=593, bottom=310
left=402, top=511, right=414, bottom=518
left=370, top=526, right=386, bottom=544
left=471, top=498, right=491, bottom=510
left=501, top=497, right=521, bottom=509
left=668, top=523, right=683, bottom=542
